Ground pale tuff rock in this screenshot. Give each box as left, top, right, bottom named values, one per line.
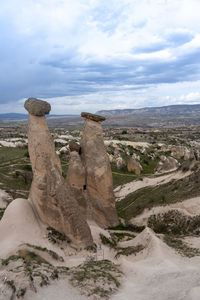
left=160, top=145, right=195, bottom=161
left=81, top=112, right=106, bottom=122
left=116, top=156, right=126, bottom=170
left=156, top=156, right=179, bottom=173
left=25, top=99, right=93, bottom=247
left=24, top=97, right=51, bottom=116
left=69, top=140, right=81, bottom=153
left=0, top=189, right=13, bottom=209
left=127, top=158, right=143, bottom=175
left=132, top=153, right=141, bottom=161
left=80, top=117, right=119, bottom=227
left=66, top=151, right=87, bottom=213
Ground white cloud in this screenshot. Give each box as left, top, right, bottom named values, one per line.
left=0, top=0, right=200, bottom=112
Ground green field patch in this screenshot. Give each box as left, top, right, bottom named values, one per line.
left=117, top=169, right=200, bottom=219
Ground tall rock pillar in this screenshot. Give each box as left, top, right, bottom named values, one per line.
left=80, top=112, right=119, bottom=227
left=24, top=98, right=93, bottom=247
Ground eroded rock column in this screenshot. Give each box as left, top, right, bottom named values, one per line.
left=24, top=98, right=93, bottom=247
left=80, top=112, right=119, bottom=227
left=66, top=141, right=87, bottom=214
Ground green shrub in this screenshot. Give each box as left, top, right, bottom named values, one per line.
left=163, top=235, right=200, bottom=257
left=108, top=223, right=145, bottom=233
left=115, top=245, right=144, bottom=259
left=47, top=227, right=71, bottom=244
left=148, top=210, right=200, bottom=236
left=99, top=234, right=117, bottom=248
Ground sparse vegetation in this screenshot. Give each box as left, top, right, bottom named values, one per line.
left=163, top=235, right=200, bottom=257
left=69, top=259, right=122, bottom=299
left=148, top=210, right=200, bottom=236
left=47, top=226, right=71, bottom=244
left=0, top=147, right=32, bottom=198
left=115, top=245, right=144, bottom=259
left=112, top=171, right=137, bottom=187
left=117, top=169, right=200, bottom=219
left=2, top=255, right=22, bottom=266
left=25, top=243, right=64, bottom=261
left=5, top=280, right=16, bottom=293
left=1, top=249, right=69, bottom=298
left=100, top=233, right=117, bottom=248
left=2, top=123, right=200, bottom=298
left=111, top=232, right=135, bottom=242
left=108, top=222, right=145, bottom=233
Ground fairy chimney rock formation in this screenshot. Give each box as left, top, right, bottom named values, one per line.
left=80, top=112, right=119, bottom=227
left=24, top=98, right=93, bottom=247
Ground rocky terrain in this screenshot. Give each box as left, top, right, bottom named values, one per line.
left=1, top=99, right=200, bottom=299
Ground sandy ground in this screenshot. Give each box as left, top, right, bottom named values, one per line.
left=114, top=170, right=191, bottom=201
left=25, top=279, right=88, bottom=300
left=111, top=228, right=200, bottom=300
left=1, top=187, right=200, bottom=299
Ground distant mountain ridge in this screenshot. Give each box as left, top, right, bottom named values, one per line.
left=0, top=113, right=28, bottom=120
left=96, top=104, right=200, bottom=127
left=96, top=104, right=200, bottom=117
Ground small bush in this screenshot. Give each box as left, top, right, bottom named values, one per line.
left=108, top=223, right=145, bottom=233
left=5, top=280, right=16, bottom=293
left=22, top=164, right=32, bottom=171
left=163, top=235, right=200, bottom=257
left=100, top=234, right=117, bottom=248
left=47, top=227, right=71, bottom=244
left=121, top=130, right=127, bottom=135
left=2, top=255, right=22, bottom=266
left=69, top=259, right=122, bottom=298
left=148, top=210, right=200, bottom=236
left=115, top=245, right=144, bottom=259
left=111, top=232, right=135, bottom=242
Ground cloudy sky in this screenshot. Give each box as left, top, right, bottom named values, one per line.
left=0, top=0, right=200, bottom=114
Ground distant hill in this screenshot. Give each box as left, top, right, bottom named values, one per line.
left=97, top=104, right=200, bottom=128
left=1, top=104, right=200, bottom=128
left=0, top=113, right=28, bottom=120
left=97, top=104, right=200, bottom=117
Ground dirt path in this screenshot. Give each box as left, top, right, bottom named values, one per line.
left=114, top=170, right=191, bottom=201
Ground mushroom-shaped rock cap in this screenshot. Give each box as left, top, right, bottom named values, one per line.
left=24, top=98, right=51, bottom=116
left=81, top=112, right=106, bottom=122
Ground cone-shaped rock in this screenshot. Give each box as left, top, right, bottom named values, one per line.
left=80, top=112, right=119, bottom=227
left=24, top=99, right=93, bottom=247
